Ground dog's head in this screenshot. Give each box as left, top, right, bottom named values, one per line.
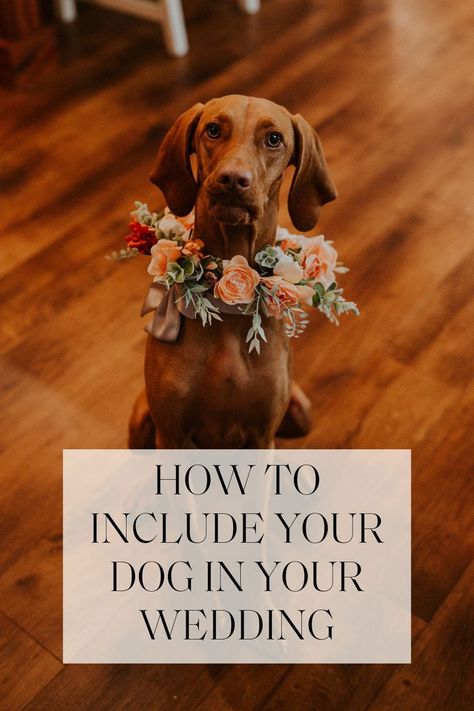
left=150, top=95, right=337, bottom=232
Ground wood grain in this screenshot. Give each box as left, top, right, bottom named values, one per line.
left=0, top=611, right=62, bottom=708
left=0, top=0, right=472, bottom=707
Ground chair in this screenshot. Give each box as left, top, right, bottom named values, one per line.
left=54, top=0, right=261, bottom=57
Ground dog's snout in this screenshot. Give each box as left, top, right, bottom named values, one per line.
left=216, top=168, right=252, bottom=193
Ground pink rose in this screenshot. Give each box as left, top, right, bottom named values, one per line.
left=148, top=239, right=182, bottom=277
left=301, top=235, right=337, bottom=287
left=214, top=255, right=260, bottom=305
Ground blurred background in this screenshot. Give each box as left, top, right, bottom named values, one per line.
left=0, top=0, right=473, bottom=709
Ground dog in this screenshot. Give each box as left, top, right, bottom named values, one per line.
left=129, top=95, right=337, bottom=449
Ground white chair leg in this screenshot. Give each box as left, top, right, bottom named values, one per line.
left=161, top=0, right=189, bottom=57
left=237, top=0, right=261, bottom=14
left=54, top=0, right=78, bottom=22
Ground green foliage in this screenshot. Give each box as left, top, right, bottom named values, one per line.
left=105, top=247, right=139, bottom=261
left=179, top=284, right=223, bottom=327
left=245, top=300, right=267, bottom=355
left=165, top=261, right=186, bottom=284
left=255, top=245, right=282, bottom=270
left=132, top=201, right=164, bottom=229
left=312, top=282, right=360, bottom=324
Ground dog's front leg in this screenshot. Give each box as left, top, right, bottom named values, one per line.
left=128, top=388, right=156, bottom=448
left=276, top=381, right=312, bottom=438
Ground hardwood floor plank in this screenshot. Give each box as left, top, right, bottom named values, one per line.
left=409, top=385, right=474, bottom=621
left=259, top=618, right=426, bottom=711
left=0, top=534, right=62, bottom=659
left=194, top=665, right=290, bottom=711
left=367, top=563, right=474, bottom=711
left=24, top=663, right=227, bottom=711
left=0, top=611, right=62, bottom=709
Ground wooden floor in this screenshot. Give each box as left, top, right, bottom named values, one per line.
left=0, top=0, right=473, bottom=707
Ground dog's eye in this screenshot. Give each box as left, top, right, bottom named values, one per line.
left=206, top=122, right=221, bottom=139
left=266, top=132, right=283, bottom=148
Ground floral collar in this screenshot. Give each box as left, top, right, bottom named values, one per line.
left=109, top=202, right=359, bottom=354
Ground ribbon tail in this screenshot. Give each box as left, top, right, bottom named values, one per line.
left=141, top=283, right=182, bottom=342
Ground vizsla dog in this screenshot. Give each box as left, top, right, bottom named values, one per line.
left=129, top=95, right=337, bottom=449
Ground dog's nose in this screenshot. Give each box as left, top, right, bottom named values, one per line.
left=216, top=169, right=252, bottom=193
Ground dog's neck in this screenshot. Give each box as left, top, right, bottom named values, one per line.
left=193, top=192, right=279, bottom=264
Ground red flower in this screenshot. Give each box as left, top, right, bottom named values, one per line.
left=125, top=221, right=157, bottom=255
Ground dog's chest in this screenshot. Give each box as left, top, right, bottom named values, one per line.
left=194, top=327, right=289, bottom=416
left=145, top=317, right=291, bottom=446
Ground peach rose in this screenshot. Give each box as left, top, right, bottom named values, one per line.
left=261, top=276, right=297, bottom=317
left=148, top=239, right=182, bottom=277
left=214, top=255, right=260, bottom=305
left=262, top=276, right=313, bottom=316
left=301, top=235, right=337, bottom=288
left=181, top=238, right=204, bottom=257
left=276, top=227, right=303, bottom=250
left=279, top=237, right=303, bottom=252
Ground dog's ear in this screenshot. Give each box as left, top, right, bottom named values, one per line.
left=288, top=114, right=337, bottom=232
left=150, top=103, right=204, bottom=216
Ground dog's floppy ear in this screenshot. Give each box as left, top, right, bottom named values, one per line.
left=149, top=103, right=204, bottom=216
left=288, top=114, right=337, bottom=232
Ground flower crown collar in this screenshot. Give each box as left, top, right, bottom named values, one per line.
left=109, top=203, right=359, bottom=354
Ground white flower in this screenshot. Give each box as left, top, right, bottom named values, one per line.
left=276, top=226, right=291, bottom=242
left=157, top=213, right=186, bottom=238
left=273, top=254, right=304, bottom=283
left=276, top=226, right=305, bottom=248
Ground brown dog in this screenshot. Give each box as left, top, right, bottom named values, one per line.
left=129, top=95, right=337, bottom=449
